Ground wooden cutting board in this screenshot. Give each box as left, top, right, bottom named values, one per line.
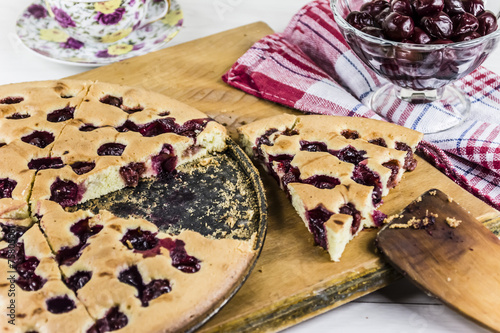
left=69, top=22, right=500, bottom=332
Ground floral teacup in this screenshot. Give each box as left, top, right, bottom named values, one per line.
left=43, top=0, right=169, bottom=45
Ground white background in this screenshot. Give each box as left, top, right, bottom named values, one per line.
left=0, top=0, right=497, bottom=332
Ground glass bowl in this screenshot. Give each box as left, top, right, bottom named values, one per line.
left=331, top=0, right=500, bottom=133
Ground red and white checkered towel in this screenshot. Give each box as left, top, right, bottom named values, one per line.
left=223, top=0, right=500, bottom=210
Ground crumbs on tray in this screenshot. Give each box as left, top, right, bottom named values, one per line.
left=446, top=217, right=462, bottom=228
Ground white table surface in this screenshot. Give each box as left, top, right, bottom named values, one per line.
left=0, top=1, right=497, bottom=332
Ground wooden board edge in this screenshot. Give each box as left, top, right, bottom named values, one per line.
left=199, top=265, right=401, bottom=333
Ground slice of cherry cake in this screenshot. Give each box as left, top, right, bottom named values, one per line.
left=35, top=201, right=254, bottom=333
left=238, top=114, right=423, bottom=261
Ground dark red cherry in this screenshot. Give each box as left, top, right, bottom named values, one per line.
left=97, top=143, right=126, bottom=156
left=429, top=38, right=455, bottom=44
left=65, top=271, right=92, bottom=292
left=46, top=295, right=76, bottom=314
left=462, top=0, right=485, bottom=16
left=121, top=105, right=143, bottom=114
left=0, top=223, right=27, bottom=243
left=331, top=146, right=367, bottom=165
left=142, top=280, right=171, bottom=305
left=412, top=0, right=444, bottom=17
left=281, top=165, right=300, bottom=188
left=121, top=228, right=159, bottom=251
left=305, top=206, right=332, bottom=249
left=391, top=0, right=413, bottom=16
left=28, top=157, right=64, bottom=171
left=361, top=26, right=386, bottom=38
left=346, top=11, right=375, bottom=30
left=176, top=118, right=210, bottom=138
left=0, top=178, right=17, bottom=199
left=21, top=131, right=55, bottom=148
left=118, top=266, right=171, bottom=306
left=477, top=11, right=498, bottom=36
left=455, top=31, right=481, bottom=41
left=151, top=144, right=177, bottom=176
left=119, top=162, right=146, bottom=187
left=339, top=203, right=362, bottom=234
left=99, top=95, right=122, bottom=108
left=411, top=27, right=432, bottom=43
left=443, top=0, right=465, bottom=15
left=139, top=118, right=177, bottom=137
left=46, top=106, right=75, bottom=122
left=6, top=113, right=30, bottom=119
left=361, top=0, right=391, bottom=17
left=70, top=161, right=96, bottom=175
left=255, top=128, right=278, bottom=157
left=79, top=124, right=98, bottom=132
left=162, top=238, right=201, bottom=273
left=375, top=7, right=392, bottom=26
left=0, top=96, right=23, bottom=104
left=302, top=175, right=341, bottom=189
left=368, top=138, right=388, bottom=147
left=88, top=306, right=128, bottom=332
left=341, top=129, right=360, bottom=140
left=421, top=11, right=453, bottom=39
left=452, top=12, right=479, bottom=36
left=115, top=120, right=139, bottom=133
left=0, top=242, right=47, bottom=291
left=56, top=218, right=103, bottom=265
left=395, top=141, right=417, bottom=171
left=382, top=12, right=415, bottom=41
left=299, top=140, right=328, bottom=152
left=372, top=210, right=388, bottom=227
left=382, top=160, right=401, bottom=188
left=49, top=178, right=82, bottom=207
left=351, top=164, right=383, bottom=206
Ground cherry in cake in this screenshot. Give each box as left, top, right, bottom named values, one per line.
left=0, top=178, right=17, bottom=199
left=55, top=217, right=103, bottom=266
left=118, top=265, right=171, bottom=306
left=21, top=131, right=55, bottom=149
left=65, top=271, right=92, bottom=292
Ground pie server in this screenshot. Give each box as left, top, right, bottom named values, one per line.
left=376, top=189, right=500, bottom=332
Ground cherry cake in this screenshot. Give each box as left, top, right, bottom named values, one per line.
left=238, top=114, right=423, bottom=261
left=0, top=80, right=255, bottom=332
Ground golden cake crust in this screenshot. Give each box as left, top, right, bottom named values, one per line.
left=238, top=114, right=423, bottom=261
left=0, top=80, right=256, bottom=333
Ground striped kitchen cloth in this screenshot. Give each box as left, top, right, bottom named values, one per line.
left=223, top=0, right=500, bottom=210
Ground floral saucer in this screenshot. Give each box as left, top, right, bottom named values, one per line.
left=15, top=0, right=183, bottom=67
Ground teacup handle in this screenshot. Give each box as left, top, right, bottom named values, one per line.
left=140, top=0, right=170, bottom=27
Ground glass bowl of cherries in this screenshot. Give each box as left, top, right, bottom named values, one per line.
left=331, top=0, right=500, bottom=133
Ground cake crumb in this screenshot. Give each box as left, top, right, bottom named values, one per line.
left=446, top=217, right=462, bottom=228
left=416, top=196, right=422, bottom=202
left=447, top=196, right=454, bottom=203
left=198, top=157, right=213, bottom=167
left=447, top=277, right=452, bottom=282
left=383, top=214, right=401, bottom=224
left=429, top=190, right=437, bottom=196
left=389, top=217, right=422, bottom=229
left=226, top=216, right=236, bottom=228
left=389, top=223, right=411, bottom=229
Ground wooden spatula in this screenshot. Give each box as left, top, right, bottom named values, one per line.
left=376, top=189, right=500, bottom=332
